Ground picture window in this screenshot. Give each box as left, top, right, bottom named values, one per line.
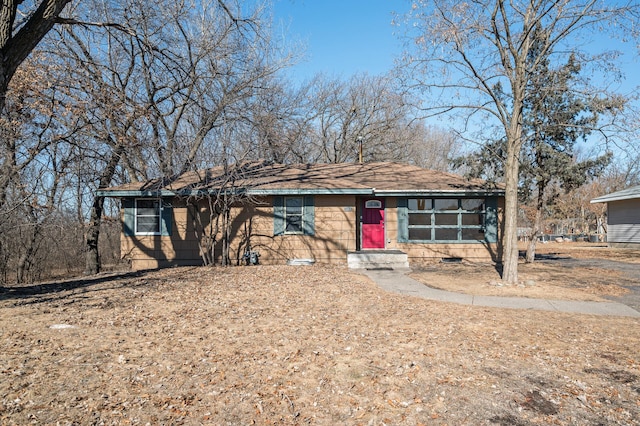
left=406, top=198, right=486, bottom=242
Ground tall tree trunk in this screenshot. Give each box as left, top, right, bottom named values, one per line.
left=525, top=210, right=541, bottom=263
left=502, top=72, right=527, bottom=284
left=0, top=136, right=17, bottom=210
left=0, top=76, right=7, bottom=117
left=84, top=143, right=124, bottom=275
left=84, top=195, right=105, bottom=275
left=221, top=206, right=231, bottom=266
left=16, top=225, right=39, bottom=283
left=525, top=182, right=546, bottom=263
left=502, top=146, right=520, bottom=284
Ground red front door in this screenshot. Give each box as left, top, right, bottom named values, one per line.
left=362, top=198, right=385, bottom=249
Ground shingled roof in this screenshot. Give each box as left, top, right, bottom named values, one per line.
left=97, top=161, right=504, bottom=197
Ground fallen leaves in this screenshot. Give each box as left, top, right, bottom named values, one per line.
left=1, top=264, right=639, bottom=424
left=411, top=243, right=640, bottom=301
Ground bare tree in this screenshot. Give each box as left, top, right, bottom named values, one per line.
left=0, top=0, right=73, bottom=112
left=0, top=0, right=251, bottom=113
left=0, top=58, right=93, bottom=282
left=0, top=0, right=142, bottom=229
left=400, top=0, right=640, bottom=284
left=553, top=157, right=640, bottom=240
left=48, top=0, right=154, bottom=274
left=123, top=0, right=295, bottom=177
left=51, top=0, right=292, bottom=273
left=186, top=156, right=261, bottom=266
left=237, top=76, right=316, bottom=163
left=294, top=73, right=425, bottom=164
left=403, top=125, right=462, bottom=171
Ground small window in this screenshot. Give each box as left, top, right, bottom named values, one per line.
left=274, top=196, right=315, bottom=236
left=365, top=200, right=382, bottom=209
left=285, top=197, right=304, bottom=234
left=135, top=199, right=161, bottom=235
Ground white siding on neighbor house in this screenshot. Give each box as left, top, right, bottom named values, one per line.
left=608, top=199, right=640, bottom=244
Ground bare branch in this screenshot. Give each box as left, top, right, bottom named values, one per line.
left=54, top=17, right=137, bottom=36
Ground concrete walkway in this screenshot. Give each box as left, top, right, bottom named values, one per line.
left=360, top=268, right=640, bottom=318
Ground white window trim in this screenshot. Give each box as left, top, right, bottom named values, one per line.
left=135, top=199, right=162, bottom=236
left=284, top=196, right=304, bottom=235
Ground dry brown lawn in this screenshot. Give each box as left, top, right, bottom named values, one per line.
left=1, top=244, right=639, bottom=425
left=411, top=243, right=640, bottom=301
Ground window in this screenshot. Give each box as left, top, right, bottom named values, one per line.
left=273, top=196, right=315, bottom=236
left=135, top=199, right=161, bottom=235
left=123, top=198, right=171, bottom=237
left=405, top=198, right=486, bottom=242
left=285, top=197, right=304, bottom=233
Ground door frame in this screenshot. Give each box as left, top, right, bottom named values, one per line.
left=359, top=197, right=386, bottom=250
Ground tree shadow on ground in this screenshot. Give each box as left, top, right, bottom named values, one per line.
left=0, top=271, right=145, bottom=303
left=518, top=250, right=572, bottom=261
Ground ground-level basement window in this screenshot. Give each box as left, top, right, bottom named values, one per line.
left=400, top=197, right=497, bottom=243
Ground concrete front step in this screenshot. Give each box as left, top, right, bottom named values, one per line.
left=347, top=250, right=409, bottom=270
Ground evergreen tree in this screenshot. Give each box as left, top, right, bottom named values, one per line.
left=454, top=27, right=616, bottom=264
left=520, top=28, right=615, bottom=262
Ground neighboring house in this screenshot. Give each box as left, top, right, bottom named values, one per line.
left=591, top=185, right=640, bottom=247
left=97, top=161, right=505, bottom=270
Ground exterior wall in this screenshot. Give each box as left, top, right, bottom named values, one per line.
left=253, top=195, right=357, bottom=264
left=120, top=194, right=504, bottom=270
left=121, top=195, right=358, bottom=269
left=607, top=199, right=640, bottom=245
left=121, top=198, right=201, bottom=269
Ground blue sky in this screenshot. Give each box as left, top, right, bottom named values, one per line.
left=270, top=1, right=638, bottom=91
left=269, top=0, right=638, bottom=161
left=272, top=0, right=404, bottom=80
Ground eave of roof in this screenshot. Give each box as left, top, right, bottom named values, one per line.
left=590, top=185, right=640, bottom=203
left=96, top=189, right=177, bottom=197
left=373, top=189, right=505, bottom=197
left=96, top=188, right=376, bottom=197
left=97, top=187, right=506, bottom=198
left=97, top=162, right=505, bottom=198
